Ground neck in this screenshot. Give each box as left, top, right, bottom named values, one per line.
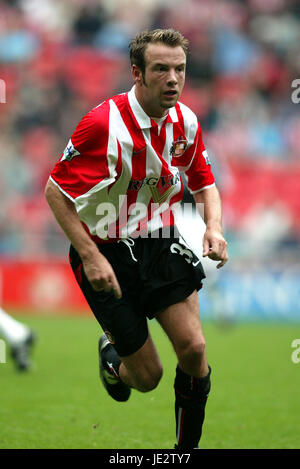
left=134, top=85, right=168, bottom=119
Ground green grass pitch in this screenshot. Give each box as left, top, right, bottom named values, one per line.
left=1, top=315, right=300, bottom=449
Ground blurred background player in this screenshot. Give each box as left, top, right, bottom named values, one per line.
left=0, top=307, right=35, bottom=371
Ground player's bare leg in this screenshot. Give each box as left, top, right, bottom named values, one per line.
left=119, top=290, right=208, bottom=389
left=156, top=290, right=211, bottom=449
left=119, top=334, right=163, bottom=392
left=99, top=331, right=163, bottom=401
left=156, top=290, right=208, bottom=377
left=99, top=290, right=210, bottom=448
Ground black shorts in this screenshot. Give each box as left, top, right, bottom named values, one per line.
left=69, top=227, right=205, bottom=357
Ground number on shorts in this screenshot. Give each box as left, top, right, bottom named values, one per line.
left=170, top=243, right=193, bottom=264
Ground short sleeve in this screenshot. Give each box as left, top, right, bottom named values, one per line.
left=50, top=101, right=110, bottom=200
left=184, top=122, right=215, bottom=194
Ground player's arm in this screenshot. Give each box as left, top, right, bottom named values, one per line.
left=45, top=178, right=122, bottom=298
left=193, top=185, right=228, bottom=269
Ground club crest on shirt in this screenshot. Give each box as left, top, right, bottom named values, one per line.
left=61, top=139, right=81, bottom=162
left=169, top=136, right=188, bottom=157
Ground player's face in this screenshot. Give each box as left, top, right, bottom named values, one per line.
left=132, top=43, right=186, bottom=118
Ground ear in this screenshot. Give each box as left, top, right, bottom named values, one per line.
left=131, top=64, right=143, bottom=86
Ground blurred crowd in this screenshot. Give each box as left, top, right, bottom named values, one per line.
left=0, top=0, right=299, bottom=259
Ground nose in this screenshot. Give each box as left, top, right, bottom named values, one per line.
left=167, top=68, right=177, bottom=85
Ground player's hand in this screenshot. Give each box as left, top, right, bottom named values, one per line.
left=202, top=228, right=228, bottom=269
left=82, top=251, right=122, bottom=299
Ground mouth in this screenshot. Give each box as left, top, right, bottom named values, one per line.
left=163, top=90, right=178, bottom=98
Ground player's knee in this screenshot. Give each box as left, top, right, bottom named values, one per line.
left=178, top=337, right=206, bottom=364
left=135, top=365, right=163, bottom=392
left=193, top=338, right=206, bottom=358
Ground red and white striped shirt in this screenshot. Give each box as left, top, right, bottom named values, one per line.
left=50, top=86, right=215, bottom=242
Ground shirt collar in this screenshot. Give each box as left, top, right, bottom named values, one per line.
left=127, top=85, right=178, bottom=129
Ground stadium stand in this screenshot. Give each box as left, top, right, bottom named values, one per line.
left=0, top=0, right=299, bottom=316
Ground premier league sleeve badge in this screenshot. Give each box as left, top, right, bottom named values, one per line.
left=61, top=139, right=81, bottom=162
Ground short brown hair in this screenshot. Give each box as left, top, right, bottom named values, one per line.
left=129, top=29, right=189, bottom=74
